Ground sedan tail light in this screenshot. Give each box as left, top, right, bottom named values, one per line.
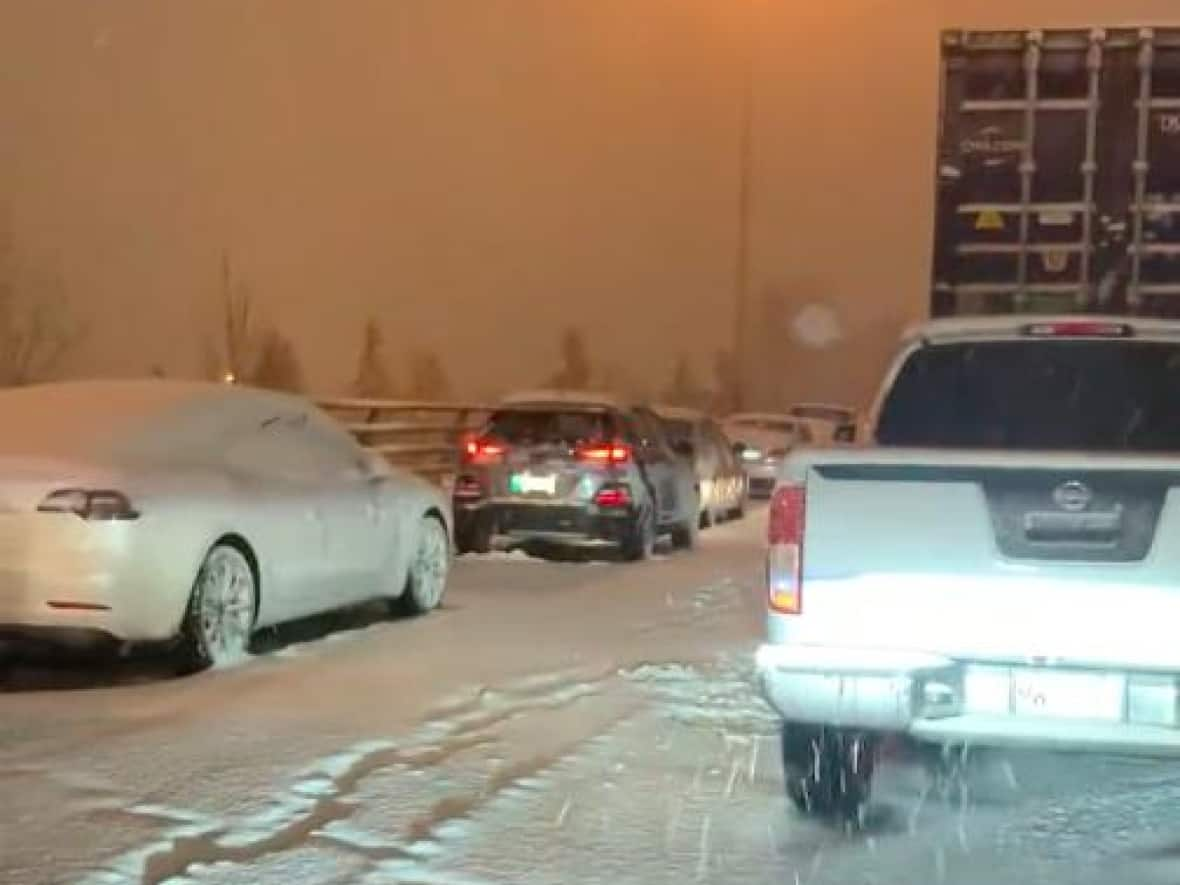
left=767, top=484, right=805, bottom=614
left=38, top=489, right=140, bottom=521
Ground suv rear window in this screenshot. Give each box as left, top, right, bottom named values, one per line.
left=877, top=340, right=1180, bottom=451
left=485, top=408, right=617, bottom=445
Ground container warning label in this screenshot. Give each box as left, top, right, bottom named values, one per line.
left=1042, top=250, right=1069, bottom=273
left=975, top=209, right=1005, bottom=231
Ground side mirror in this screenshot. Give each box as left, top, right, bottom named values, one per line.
left=833, top=424, right=856, bottom=444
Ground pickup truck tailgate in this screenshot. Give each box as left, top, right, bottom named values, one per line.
left=787, top=449, right=1180, bottom=671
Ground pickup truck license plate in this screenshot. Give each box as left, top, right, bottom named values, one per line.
left=511, top=472, right=557, bottom=496
left=1010, top=669, right=1124, bottom=720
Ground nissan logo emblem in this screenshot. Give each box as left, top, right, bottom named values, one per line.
left=1053, top=481, right=1093, bottom=513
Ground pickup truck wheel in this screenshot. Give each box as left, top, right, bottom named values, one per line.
left=781, top=723, right=875, bottom=825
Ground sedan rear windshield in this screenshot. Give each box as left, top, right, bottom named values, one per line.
left=485, top=409, right=616, bottom=445
left=877, top=340, right=1180, bottom=451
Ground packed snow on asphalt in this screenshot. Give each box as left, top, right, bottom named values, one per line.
left=5, top=513, right=1180, bottom=885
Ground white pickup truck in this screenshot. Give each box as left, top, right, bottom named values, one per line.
left=757, top=314, right=1180, bottom=820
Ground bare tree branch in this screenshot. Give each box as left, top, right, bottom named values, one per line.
left=0, top=227, right=81, bottom=386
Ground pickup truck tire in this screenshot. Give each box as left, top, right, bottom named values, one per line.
left=780, top=722, right=875, bottom=824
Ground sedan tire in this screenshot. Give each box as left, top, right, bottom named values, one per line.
left=397, top=516, right=450, bottom=615
left=175, top=543, right=257, bottom=674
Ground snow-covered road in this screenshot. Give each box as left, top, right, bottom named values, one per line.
left=4, top=512, right=1180, bottom=884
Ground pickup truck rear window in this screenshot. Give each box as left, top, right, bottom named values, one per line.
left=877, top=340, right=1180, bottom=451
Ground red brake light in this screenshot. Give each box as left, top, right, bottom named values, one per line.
left=577, top=442, right=632, bottom=466
left=593, top=484, right=632, bottom=508
left=1022, top=320, right=1133, bottom=338
left=463, top=437, right=506, bottom=464
left=767, top=484, right=805, bottom=615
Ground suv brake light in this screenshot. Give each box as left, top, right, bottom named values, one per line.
left=767, top=484, right=805, bottom=614
left=1022, top=320, right=1133, bottom=338
left=577, top=442, right=632, bottom=466
left=463, top=437, right=506, bottom=464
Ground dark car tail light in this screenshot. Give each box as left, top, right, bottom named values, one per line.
left=594, top=484, right=632, bottom=509
left=577, top=442, right=632, bottom=466
left=767, top=484, right=805, bottom=614
left=453, top=476, right=485, bottom=501
left=463, top=436, right=507, bottom=464
left=38, top=489, right=140, bottom=521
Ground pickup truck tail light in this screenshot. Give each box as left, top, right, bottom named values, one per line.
left=767, top=483, right=805, bottom=614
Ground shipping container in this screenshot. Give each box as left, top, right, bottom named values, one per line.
left=931, top=27, right=1180, bottom=317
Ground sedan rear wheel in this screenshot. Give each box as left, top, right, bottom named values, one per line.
left=398, top=516, right=450, bottom=615
left=176, top=543, right=257, bottom=674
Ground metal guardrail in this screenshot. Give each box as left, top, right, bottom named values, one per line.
left=318, top=398, right=493, bottom=485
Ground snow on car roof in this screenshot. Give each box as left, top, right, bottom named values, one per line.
left=498, top=389, right=627, bottom=410
left=790, top=402, right=854, bottom=414
left=723, top=412, right=796, bottom=425
left=907, top=314, right=1180, bottom=344
left=0, top=379, right=304, bottom=457
left=652, top=404, right=705, bottom=421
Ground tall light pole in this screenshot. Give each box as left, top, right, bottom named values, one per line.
left=731, top=2, right=757, bottom=413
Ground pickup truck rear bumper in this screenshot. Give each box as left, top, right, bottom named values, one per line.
left=756, top=643, right=1180, bottom=756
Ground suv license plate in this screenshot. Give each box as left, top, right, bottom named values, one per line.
left=511, top=472, right=557, bottom=495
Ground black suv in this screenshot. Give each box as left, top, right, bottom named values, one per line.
left=452, top=392, right=699, bottom=560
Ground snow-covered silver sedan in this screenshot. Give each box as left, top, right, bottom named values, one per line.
left=0, top=380, right=452, bottom=672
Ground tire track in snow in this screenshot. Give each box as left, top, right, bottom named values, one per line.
left=81, top=667, right=621, bottom=884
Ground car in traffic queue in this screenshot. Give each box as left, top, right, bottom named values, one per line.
left=0, top=380, right=453, bottom=674
left=451, top=391, right=700, bottom=560
left=788, top=402, right=860, bottom=444
left=758, top=315, right=1180, bottom=821
left=722, top=413, right=814, bottom=499
left=652, top=405, right=746, bottom=526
